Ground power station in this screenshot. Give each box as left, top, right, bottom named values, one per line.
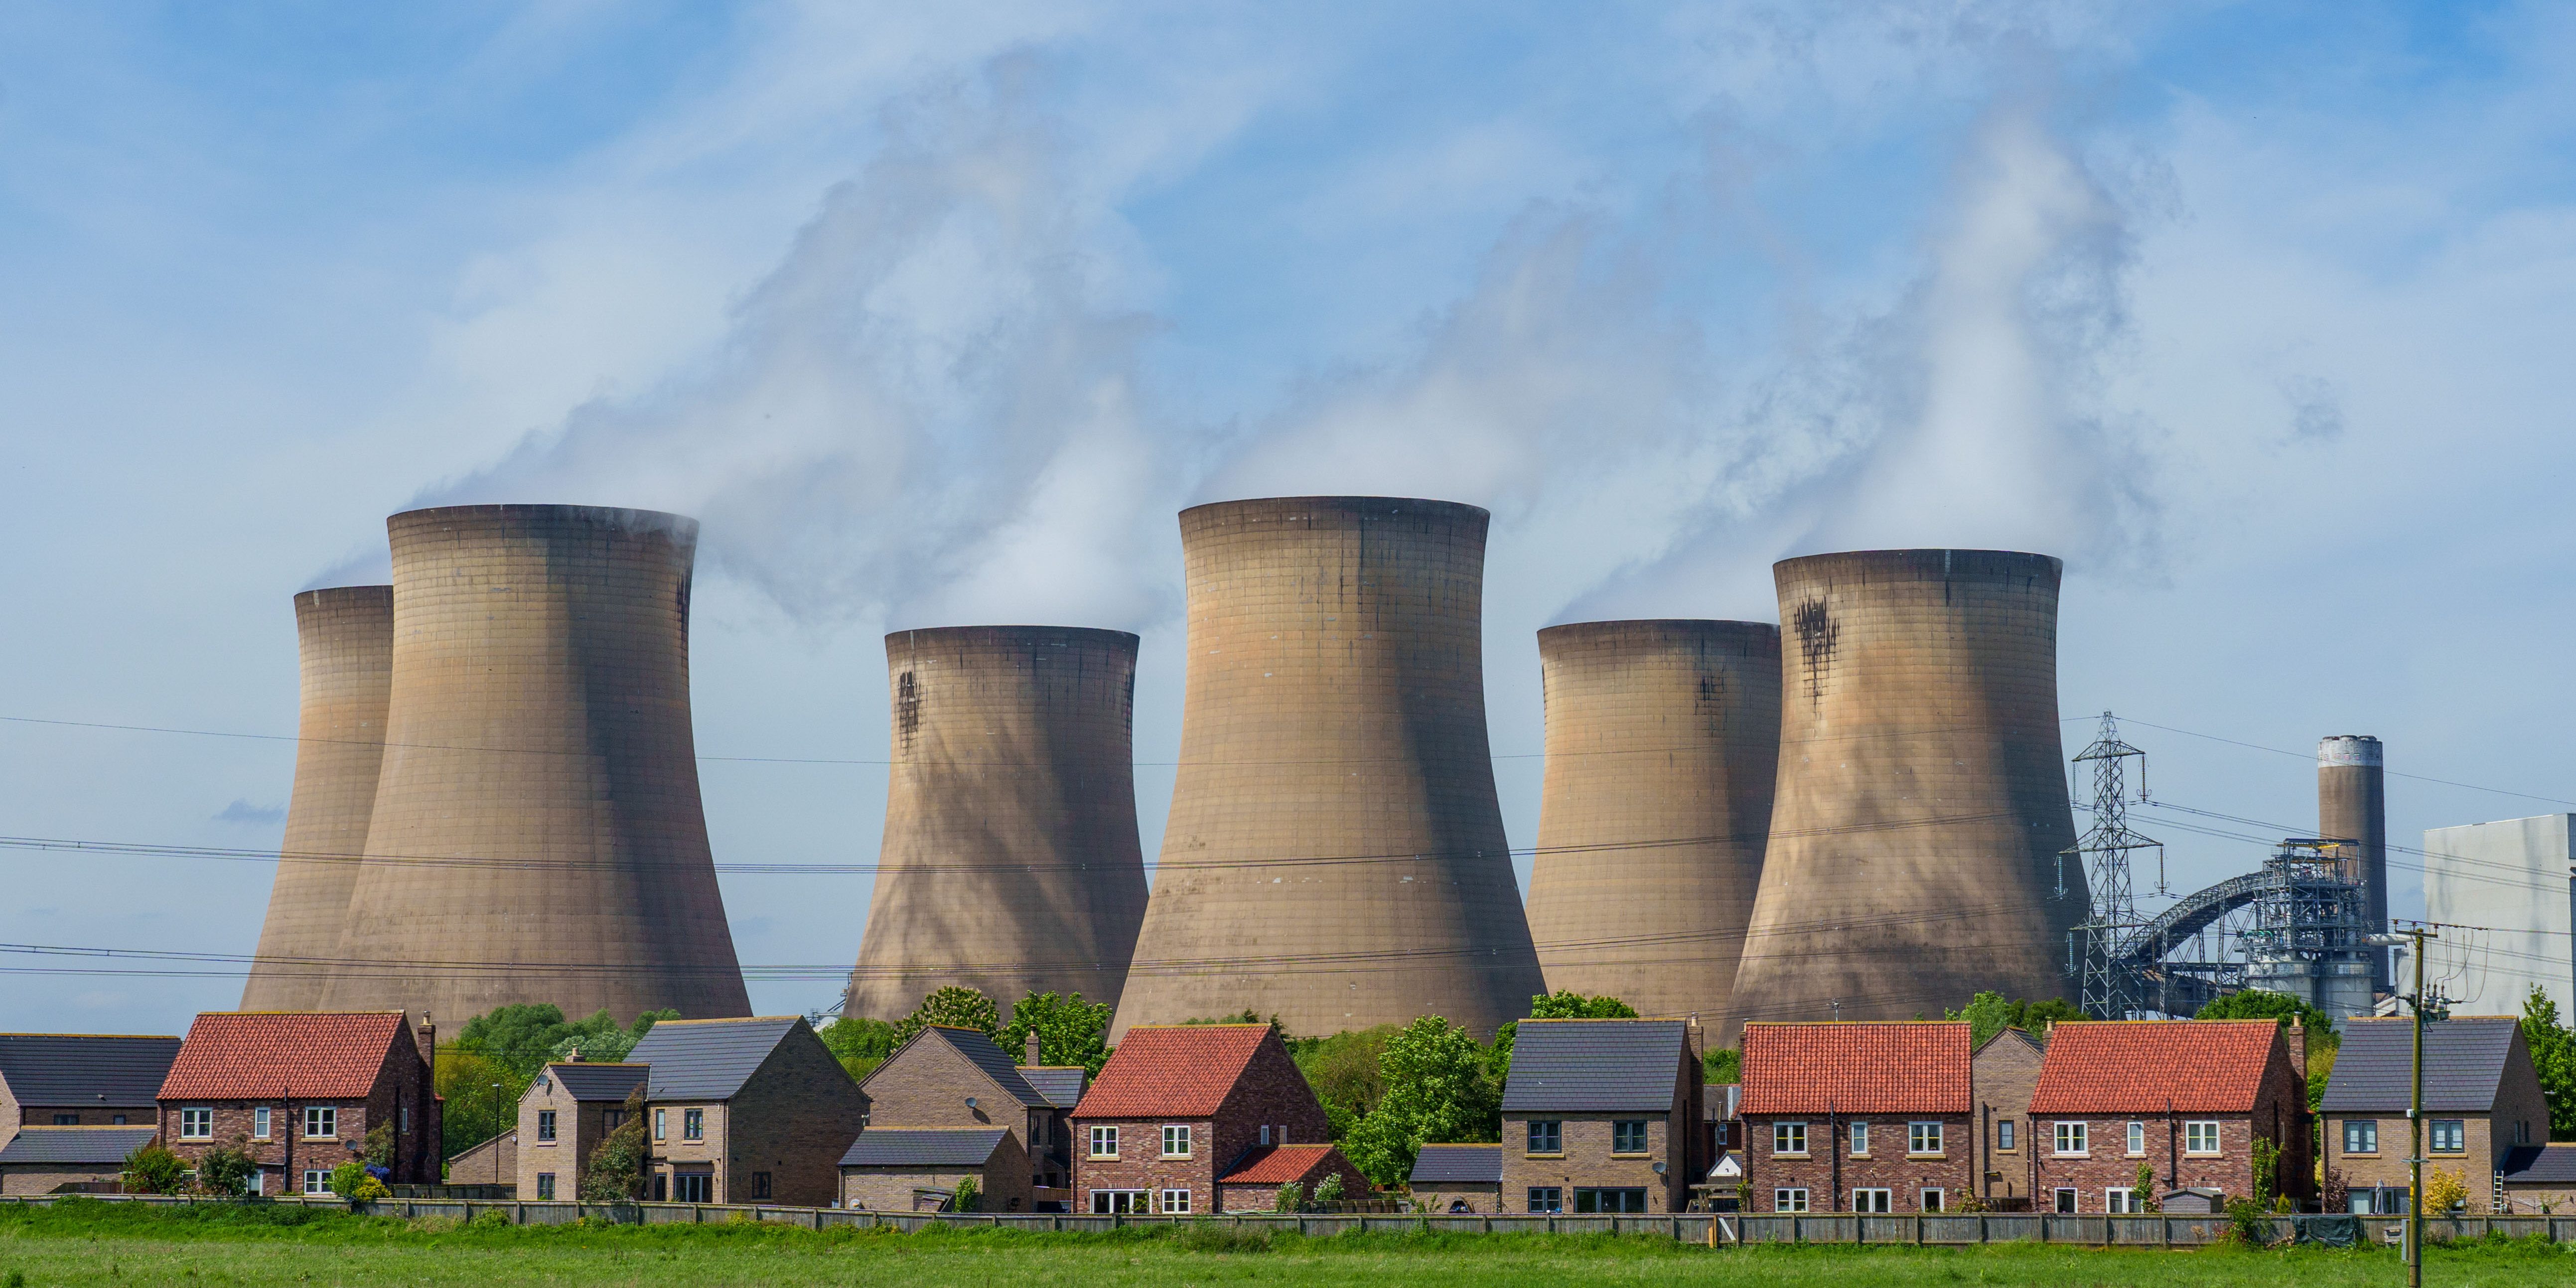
left=241, top=585, right=395, bottom=1011
left=1522, top=620, right=1779, bottom=1034
left=1730, top=549, right=2088, bottom=1022
left=318, top=505, right=751, bottom=1024
left=1110, top=496, right=1547, bottom=1040
left=844, top=625, right=1150, bottom=1019
left=2317, top=734, right=2390, bottom=992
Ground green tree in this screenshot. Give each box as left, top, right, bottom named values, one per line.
left=1945, top=991, right=2086, bottom=1047
left=1340, top=1016, right=1502, bottom=1186
left=545, top=1009, right=676, bottom=1066
left=122, top=1142, right=185, bottom=1195
left=579, top=1086, right=649, bottom=1201
left=1183, top=1010, right=1289, bottom=1040
left=1289, top=1025, right=1399, bottom=1131
left=361, top=1119, right=394, bottom=1169
left=951, top=1175, right=981, bottom=1212
left=1704, top=1046, right=1741, bottom=1086
left=1273, top=1181, right=1305, bottom=1213
left=999, top=992, right=1114, bottom=1076
left=2520, top=986, right=2576, bottom=1140
left=2134, top=1161, right=2160, bottom=1213
left=434, top=1045, right=522, bottom=1162
left=819, top=1016, right=899, bottom=1084
left=452, top=1003, right=575, bottom=1080
left=2195, top=989, right=2342, bottom=1111
left=892, top=987, right=1002, bottom=1047
left=194, top=1137, right=259, bottom=1196
left=1311, top=1173, right=1346, bottom=1205
left=1494, top=991, right=1637, bottom=1067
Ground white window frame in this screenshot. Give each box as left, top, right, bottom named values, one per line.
left=2184, top=1120, right=2221, bottom=1156
left=1774, top=1187, right=1809, bottom=1213
left=2343, top=1120, right=2378, bottom=1154
left=1159, top=1188, right=1191, bottom=1214
left=303, top=1106, right=336, bottom=1140
left=2107, top=1187, right=2137, bottom=1214
left=2054, top=1187, right=2078, bottom=1214
left=1089, top=1125, right=1119, bottom=1159
left=1920, top=1187, right=1945, bottom=1213
left=653, top=1109, right=667, bottom=1141
left=1161, top=1124, right=1191, bottom=1158
left=253, top=1107, right=271, bottom=1140
left=1089, top=1189, right=1145, bottom=1214
left=303, top=1169, right=330, bottom=1196
left=1773, top=1121, right=1808, bottom=1156
left=2126, top=1121, right=2147, bottom=1156
left=2053, top=1121, right=2088, bottom=1156
left=1908, top=1121, right=1943, bottom=1156
left=1853, top=1187, right=1891, bottom=1213
left=179, top=1108, right=212, bottom=1140
left=1848, top=1121, right=1869, bottom=1157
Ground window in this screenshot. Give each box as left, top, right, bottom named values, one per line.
left=1848, top=1122, right=1870, bottom=1156
left=2343, top=1120, right=2378, bottom=1154
left=2184, top=1121, right=2220, bottom=1155
left=2106, top=1187, right=2136, bottom=1214
left=1853, top=1188, right=1892, bottom=1213
left=674, top=1173, right=713, bottom=1203
left=654, top=1109, right=667, bottom=1141
left=1259, top=1125, right=1271, bottom=1146
left=401, top=1106, right=411, bottom=1134
left=180, top=1108, right=212, bottom=1140
left=304, top=1106, right=336, bottom=1140
left=682, top=1108, right=704, bottom=1141
left=2053, top=1121, right=2087, bottom=1156
left=1526, top=1186, right=1563, bottom=1213
left=1613, top=1120, right=1649, bottom=1154
left=753, top=1172, right=772, bottom=1200
left=1908, top=1121, right=1943, bottom=1156
left=1996, top=1120, right=2016, bottom=1152
left=2126, top=1122, right=2146, bottom=1156
left=538, top=1110, right=558, bottom=1143
left=1526, top=1120, right=1562, bottom=1154
left=52, top=1114, right=77, bottom=1126
left=2429, top=1120, right=2465, bottom=1153
left=1773, top=1122, right=1808, bottom=1156
left=252, top=1107, right=270, bottom=1139
left=1920, top=1188, right=1945, bottom=1213
left=111, top=1114, right=127, bottom=1126
left=1774, top=1188, right=1809, bottom=1213
left=2054, top=1188, right=2077, bottom=1214
left=304, top=1170, right=330, bottom=1196
left=2516, top=1120, right=2532, bottom=1145
left=1574, top=1188, right=1647, bottom=1213
left=1089, top=1126, right=1119, bottom=1158
left=604, top=1109, right=623, bottom=1132
left=1159, top=1188, right=1191, bottom=1214
left=536, top=1173, right=556, bottom=1200
left=1090, top=1189, right=1144, bottom=1214
left=1162, top=1125, right=1192, bottom=1158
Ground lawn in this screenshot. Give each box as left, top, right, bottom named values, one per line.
left=0, top=1200, right=2567, bottom=1287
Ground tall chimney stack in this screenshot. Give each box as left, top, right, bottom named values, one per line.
left=2318, top=734, right=2389, bottom=994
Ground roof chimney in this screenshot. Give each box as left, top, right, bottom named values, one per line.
left=568, top=1044, right=583, bottom=1063
left=2285, top=1022, right=2307, bottom=1083
left=1024, top=1033, right=1042, bottom=1067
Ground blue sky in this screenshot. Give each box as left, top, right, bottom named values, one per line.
left=5, top=1, right=2573, bottom=1033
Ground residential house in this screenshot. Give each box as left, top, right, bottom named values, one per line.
left=515, top=1060, right=646, bottom=1201
left=1070, top=1023, right=1359, bottom=1215
left=1972, top=1027, right=2046, bottom=1208
left=627, top=1016, right=863, bottom=1207
left=1016, top=1043, right=1089, bottom=1208
left=2498, top=1145, right=2576, bottom=1214
left=2320, top=1016, right=2550, bottom=1213
left=838, top=1127, right=1028, bottom=1212
left=0, top=1125, right=160, bottom=1196
left=445, top=1128, right=516, bottom=1190
left=1740, top=1022, right=1975, bottom=1215
left=0, top=1034, right=182, bottom=1148
left=2028, top=1020, right=2311, bottom=1213
left=1500, top=1017, right=1705, bottom=1214
left=1409, top=1144, right=1503, bottom=1213
left=1214, top=1143, right=1365, bottom=1211
left=854, top=1025, right=1076, bottom=1210
left=154, top=1012, right=438, bottom=1195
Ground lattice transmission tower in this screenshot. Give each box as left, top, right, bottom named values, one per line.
left=2062, top=712, right=2166, bottom=1019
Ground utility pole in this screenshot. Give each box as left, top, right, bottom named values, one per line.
left=2369, top=925, right=2437, bottom=1288
left=2063, top=712, right=2163, bottom=1019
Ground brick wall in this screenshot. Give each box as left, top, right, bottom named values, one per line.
left=1410, top=1182, right=1501, bottom=1213
left=519, top=1080, right=622, bottom=1198
left=1743, top=1114, right=1976, bottom=1212
left=159, top=1099, right=371, bottom=1194
left=1971, top=1034, right=2044, bottom=1205
left=843, top=1167, right=987, bottom=1213
left=1501, top=1114, right=1682, bottom=1213
left=2032, top=1115, right=2250, bottom=1210
left=1, top=1165, right=125, bottom=1196
left=11, top=1104, right=155, bottom=1130
left=1073, top=1116, right=1213, bottom=1212
left=717, top=1024, right=868, bottom=1207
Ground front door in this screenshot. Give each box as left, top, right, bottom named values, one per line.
left=674, top=1171, right=714, bottom=1203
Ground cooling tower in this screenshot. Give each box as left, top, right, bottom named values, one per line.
left=1730, top=550, right=2086, bottom=1022
left=2319, top=734, right=2390, bottom=994
left=241, top=585, right=394, bottom=1011
left=1523, top=620, right=1780, bottom=1034
left=1110, top=497, right=1546, bottom=1040
left=318, top=505, right=750, bottom=1023
left=844, top=626, right=1150, bottom=1018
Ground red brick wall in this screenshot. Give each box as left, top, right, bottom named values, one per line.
left=2030, top=1037, right=2312, bottom=1211
left=1743, top=1114, right=1976, bottom=1212
left=1072, top=1116, right=1213, bottom=1211
left=1073, top=1029, right=1335, bottom=1213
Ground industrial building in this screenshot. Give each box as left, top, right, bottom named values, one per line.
left=241, top=585, right=394, bottom=1011
left=1730, top=549, right=2087, bottom=1022
left=318, top=504, right=751, bottom=1024
left=1523, top=620, right=1779, bottom=1033
left=2317, top=735, right=2392, bottom=993
left=2423, top=814, right=2576, bottom=1018
left=1111, top=497, right=1546, bottom=1040
left=845, top=626, right=1150, bottom=1019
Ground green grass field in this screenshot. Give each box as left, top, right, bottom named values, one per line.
left=0, top=1199, right=2567, bottom=1287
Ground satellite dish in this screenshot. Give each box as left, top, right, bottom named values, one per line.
left=1652, top=1161, right=1668, bottom=1175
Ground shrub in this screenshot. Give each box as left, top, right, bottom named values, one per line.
left=2134, top=1162, right=2160, bottom=1214
left=1273, top=1181, right=1305, bottom=1213
left=468, top=1209, right=511, bottom=1230
left=579, top=1086, right=648, bottom=1201
left=329, top=1161, right=371, bottom=1200
left=2424, top=1165, right=2468, bottom=1215
left=952, top=1176, right=981, bottom=1213
left=2224, top=1197, right=2274, bottom=1246
left=1311, top=1173, right=1345, bottom=1206
left=195, top=1136, right=260, bottom=1196
left=124, top=1142, right=187, bottom=1195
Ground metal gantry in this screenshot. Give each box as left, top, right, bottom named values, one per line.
left=2062, top=712, right=2165, bottom=1019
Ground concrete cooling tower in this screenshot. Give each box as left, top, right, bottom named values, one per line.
left=318, top=505, right=750, bottom=1024
left=1522, top=620, right=1780, bottom=1033
left=241, top=585, right=394, bottom=1011
left=844, top=626, right=1150, bottom=1019
left=2319, top=734, right=2390, bottom=993
left=1111, top=497, right=1546, bottom=1040
left=1730, top=550, right=2086, bottom=1022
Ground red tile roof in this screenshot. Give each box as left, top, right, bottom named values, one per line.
left=1072, top=1025, right=1272, bottom=1118
left=1217, top=1144, right=1343, bottom=1186
left=2028, top=1021, right=2282, bottom=1115
left=158, top=1012, right=412, bottom=1101
left=1738, top=1022, right=1971, bottom=1116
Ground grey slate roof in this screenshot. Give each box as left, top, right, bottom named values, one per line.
left=0, top=1126, right=160, bottom=1165
left=1018, top=1066, right=1086, bottom=1110
left=838, top=1128, right=1008, bottom=1169
left=1410, top=1144, right=1502, bottom=1184
left=543, top=1062, right=648, bottom=1102
left=1501, top=1019, right=1687, bottom=1113
left=627, top=1017, right=802, bottom=1101
left=0, top=1035, right=182, bottom=1106
left=2319, top=1017, right=2522, bottom=1114
left=918, top=1028, right=1046, bottom=1108
left=2502, top=1145, right=2576, bottom=1183
left=1703, top=1084, right=1741, bottom=1122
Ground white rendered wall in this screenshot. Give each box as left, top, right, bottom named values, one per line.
left=2422, top=814, right=2575, bottom=1017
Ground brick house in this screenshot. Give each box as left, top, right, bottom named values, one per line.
left=445, top=1128, right=516, bottom=1188
left=1500, top=1018, right=1704, bottom=1214
left=1409, top=1143, right=1503, bottom=1213
left=516, top=1060, right=646, bottom=1202
left=1016, top=1048, right=1089, bottom=1207
left=2499, top=1145, right=2576, bottom=1214
left=0, top=1125, right=161, bottom=1196
left=2320, top=1016, right=2549, bottom=1213
left=1740, top=1022, right=1974, bottom=1214
left=838, top=1127, right=1029, bottom=1212
left=1214, top=1143, right=1367, bottom=1211
left=627, top=1016, right=863, bottom=1207
left=2028, top=1020, right=2311, bottom=1213
left=1971, top=1027, right=2046, bottom=1208
left=0, top=1034, right=182, bottom=1148
left=856, top=1026, right=1081, bottom=1208
left=1070, top=1023, right=1354, bottom=1215
left=154, top=1012, right=437, bottom=1195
